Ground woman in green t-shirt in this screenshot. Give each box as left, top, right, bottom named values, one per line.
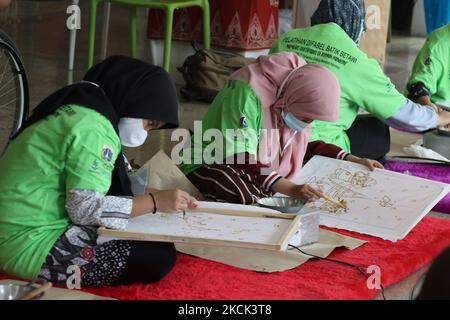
left=0, top=56, right=197, bottom=287
left=181, top=52, right=383, bottom=205
left=407, top=23, right=450, bottom=111
left=271, top=0, right=450, bottom=159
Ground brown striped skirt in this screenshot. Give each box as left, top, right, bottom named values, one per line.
left=186, top=164, right=273, bottom=205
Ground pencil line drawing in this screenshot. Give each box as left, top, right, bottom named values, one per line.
left=379, top=195, right=394, bottom=208
left=305, top=168, right=377, bottom=214
left=289, top=156, right=449, bottom=241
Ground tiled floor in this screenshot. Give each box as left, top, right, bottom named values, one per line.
left=0, top=0, right=447, bottom=300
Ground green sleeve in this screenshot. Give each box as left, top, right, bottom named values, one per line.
left=201, top=80, right=263, bottom=159
left=65, top=126, right=120, bottom=194
left=351, top=58, right=406, bottom=119
left=407, top=39, right=444, bottom=97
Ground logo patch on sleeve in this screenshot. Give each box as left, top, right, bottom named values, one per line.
left=101, top=145, right=114, bottom=162
left=91, top=159, right=99, bottom=171
left=240, top=115, right=248, bottom=128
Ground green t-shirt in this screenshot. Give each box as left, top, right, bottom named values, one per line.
left=270, top=23, right=406, bottom=151
left=407, top=24, right=450, bottom=106
left=181, top=80, right=262, bottom=175
left=0, top=105, right=120, bottom=279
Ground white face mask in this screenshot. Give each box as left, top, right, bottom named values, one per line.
left=118, top=118, right=148, bottom=147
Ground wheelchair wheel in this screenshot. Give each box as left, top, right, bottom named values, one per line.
left=0, top=30, right=29, bottom=156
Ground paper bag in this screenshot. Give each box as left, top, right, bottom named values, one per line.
left=139, top=150, right=204, bottom=200
left=359, top=0, right=391, bottom=68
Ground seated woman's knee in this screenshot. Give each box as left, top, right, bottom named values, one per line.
left=137, top=242, right=177, bottom=284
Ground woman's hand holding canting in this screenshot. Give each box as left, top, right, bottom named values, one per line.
left=153, top=189, right=198, bottom=213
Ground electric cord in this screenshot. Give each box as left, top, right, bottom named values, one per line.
left=288, top=244, right=387, bottom=300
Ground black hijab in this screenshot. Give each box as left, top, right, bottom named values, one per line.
left=311, top=0, right=367, bottom=44
left=14, top=55, right=179, bottom=196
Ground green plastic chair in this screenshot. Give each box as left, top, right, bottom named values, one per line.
left=87, top=0, right=211, bottom=71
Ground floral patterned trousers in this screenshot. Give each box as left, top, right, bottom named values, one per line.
left=38, top=225, right=176, bottom=288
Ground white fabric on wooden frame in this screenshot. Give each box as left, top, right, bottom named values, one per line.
left=98, top=202, right=303, bottom=251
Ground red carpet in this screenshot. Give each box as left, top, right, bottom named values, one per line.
left=80, top=216, right=450, bottom=300
left=3, top=217, right=450, bottom=300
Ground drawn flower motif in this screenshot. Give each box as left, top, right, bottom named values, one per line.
left=80, top=246, right=96, bottom=261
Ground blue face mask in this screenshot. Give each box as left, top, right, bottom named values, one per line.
left=281, top=110, right=310, bottom=132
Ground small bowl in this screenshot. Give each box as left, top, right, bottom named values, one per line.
left=0, top=284, right=45, bottom=300
left=256, top=196, right=305, bottom=213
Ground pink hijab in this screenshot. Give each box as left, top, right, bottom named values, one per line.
left=230, top=52, right=340, bottom=178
